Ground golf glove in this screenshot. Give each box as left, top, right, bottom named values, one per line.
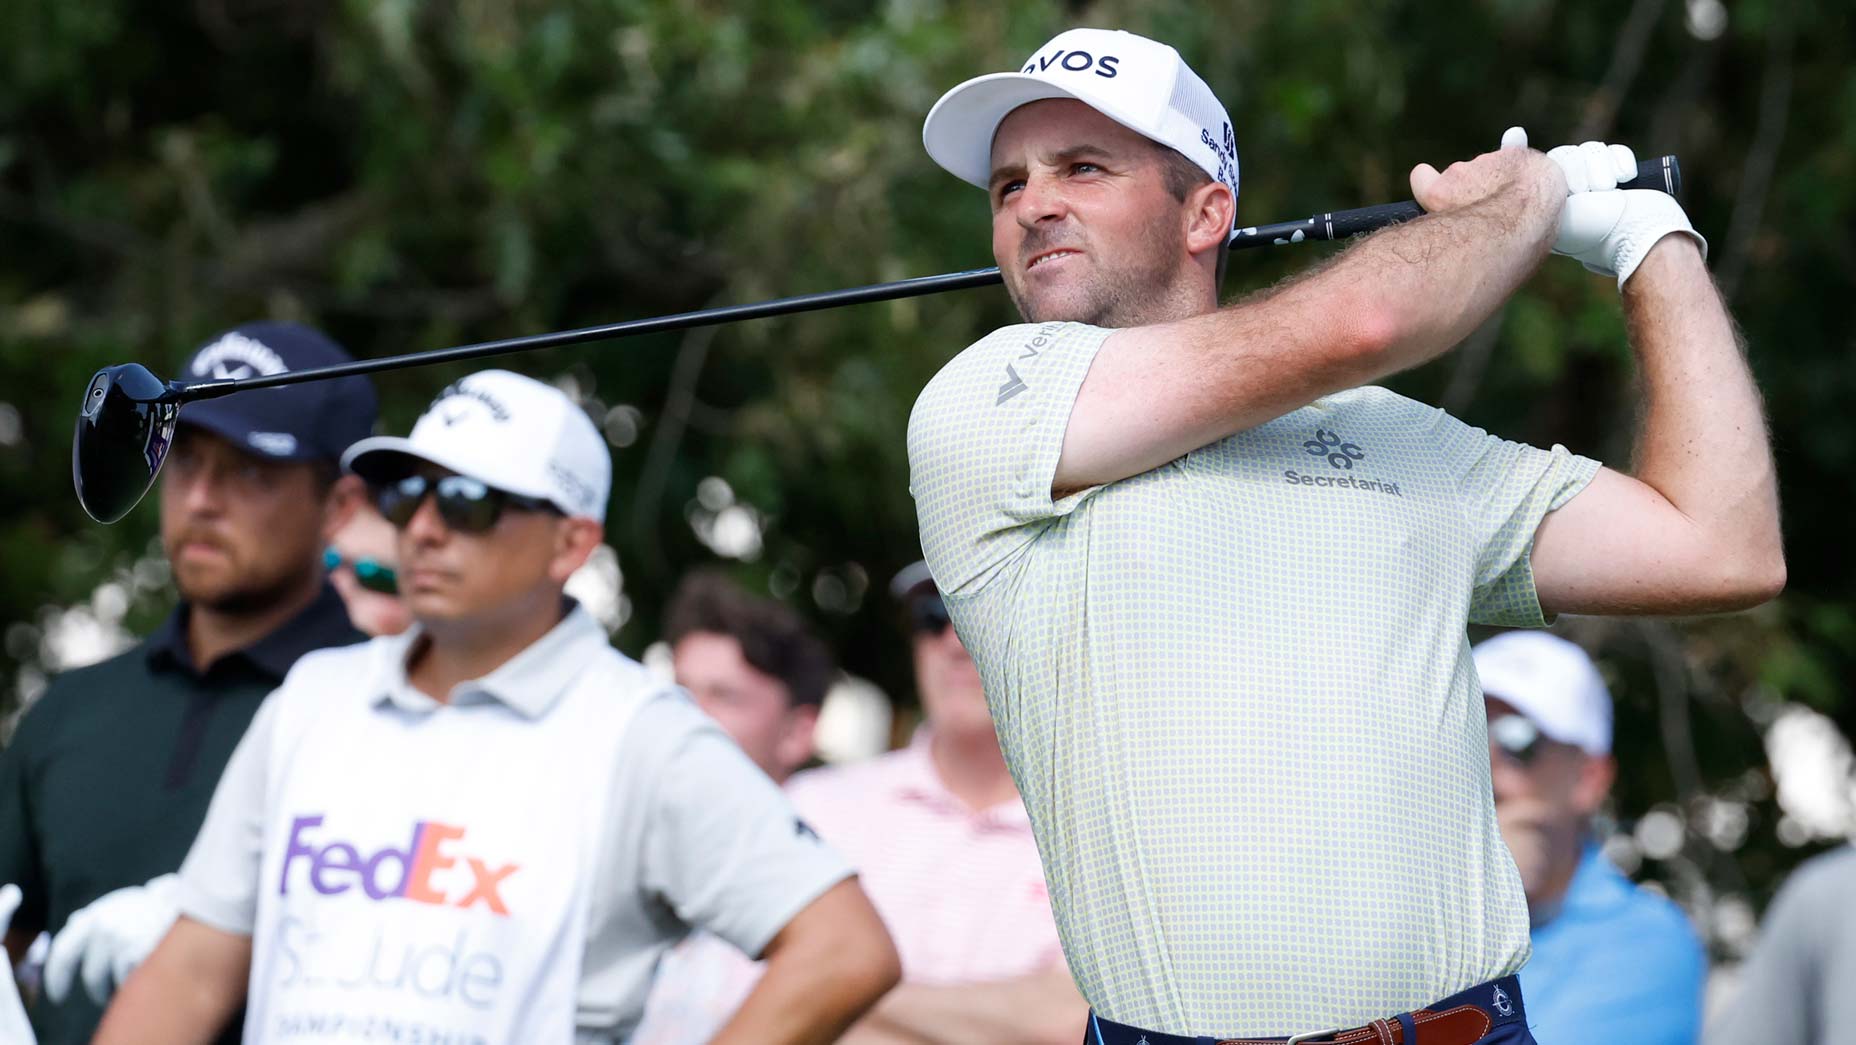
left=1551, top=137, right=1706, bottom=288
left=0, top=884, right=40, bottom=1045
left=43, top=872, right=179, bottom=1006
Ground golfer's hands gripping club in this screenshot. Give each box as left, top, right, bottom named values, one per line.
left=1407, top=133, right=1567, bottom=257
left=1507, top=127, right=1706, bottom=289
left=43, top=873, right=180, bottom=1007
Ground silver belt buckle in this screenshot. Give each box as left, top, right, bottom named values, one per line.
left=1285, top=1029, right=1342, bottom=1045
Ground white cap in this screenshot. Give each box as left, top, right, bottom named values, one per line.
left=923, top=28, right=1238, bottom=221
left=1472, top=632, right=1612, bottom=755
left=342, top=370, right=611, bottom=522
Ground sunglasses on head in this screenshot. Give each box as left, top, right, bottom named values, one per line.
left=907, top=593, right=953, bottom=636
left=1488, top=714, right=1550, bottom=766
left=323, top=547, right=399, bottom=595
left=370, top=473, right=560, bottom=535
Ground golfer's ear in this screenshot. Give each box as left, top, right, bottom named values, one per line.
left=1186, top=180, right=1234, bottom=256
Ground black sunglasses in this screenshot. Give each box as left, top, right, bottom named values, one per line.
left=370, top=474, right=560, bottom=535
left=323, top=547, right=399, bottom=595
left=907, top=593, right=953, bottom=636
left=1488, top=714, right=1550, bottom=766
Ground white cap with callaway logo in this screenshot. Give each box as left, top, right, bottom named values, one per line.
left=1472, top=632, right=1613, bottom=755
left=342, top=369, right=611, bottom=522
left=923, top=28, right=1239, bottom=223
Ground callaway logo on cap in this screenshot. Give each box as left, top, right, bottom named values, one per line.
left=342, top=370, right=612, bottom=522
left=176, top=321, right=377, bottom=463
left=923, top=28, right=1240, bottom=231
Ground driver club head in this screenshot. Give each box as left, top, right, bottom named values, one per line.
left=72, top=363, right=182, bottom=524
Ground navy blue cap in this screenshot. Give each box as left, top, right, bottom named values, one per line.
left=177, top=322, right=378, bottom=463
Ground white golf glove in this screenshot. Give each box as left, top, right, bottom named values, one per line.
left=0, top=884, right=41, bottom=1045
left=1505, top=128, right=1705, bottom=288
left=43, top=873, right=179, bottom=1007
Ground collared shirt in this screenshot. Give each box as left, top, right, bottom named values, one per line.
left=908, top=322, right=1602, bottom=1035
left=0, top=582, right=361, bottom=1044
left=630, top=732, right=1064, bottom=1044
left=1521, top=842, right=1706, bottom=1045
left=176, top=605, right=851, bottom=1041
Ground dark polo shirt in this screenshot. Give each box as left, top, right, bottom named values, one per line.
left=0, top=582, right=362, bottom=1043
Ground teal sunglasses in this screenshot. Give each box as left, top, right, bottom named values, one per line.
left=323, top=547, right=399, bottom=595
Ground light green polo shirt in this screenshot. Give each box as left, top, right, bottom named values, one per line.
left=907, top=321, right=1601, bottom=1036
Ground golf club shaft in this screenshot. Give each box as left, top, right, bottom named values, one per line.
left=174, top=154, right=1680, bottom=404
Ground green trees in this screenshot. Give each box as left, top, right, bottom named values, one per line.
left=2, top=0, right=1850, bottom=962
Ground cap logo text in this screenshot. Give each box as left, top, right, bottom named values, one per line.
left=1201, top=121, right=1237, bottom=191
left=431, top=382, right=512, bottom=425
left=248, top=432, right=298, bottom=456
left=547, top=461, right=595, bottom=513
left=1023, top=50, right=1120, bottom=79
left=192, top=331, right=288, bottom=380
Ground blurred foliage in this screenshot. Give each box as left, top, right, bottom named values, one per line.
left=2, top=0, right=1853, bottom=961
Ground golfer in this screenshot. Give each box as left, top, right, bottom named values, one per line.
left=96, top=370, right=899, bottom=1044
left=908, top=27, right=1782, bottom=1045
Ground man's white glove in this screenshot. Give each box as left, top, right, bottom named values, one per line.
left=0, top=884, right=41, bottom=1045
left=1504, top=127, right=1706, bottom=289
left=43, top=873, right=179, bottom=1006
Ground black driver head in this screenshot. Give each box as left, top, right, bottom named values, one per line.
left=72, top=363, right=181, bottom=523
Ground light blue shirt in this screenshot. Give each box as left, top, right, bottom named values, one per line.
left=1521, top=842, right=1707, bottom=1045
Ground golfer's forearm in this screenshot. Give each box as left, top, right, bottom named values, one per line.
left=1622, top=237, right=1784, bottom=589
left=1317, top=159, right=1561, bottom=380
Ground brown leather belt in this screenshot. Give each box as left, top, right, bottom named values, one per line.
left=1214, top=1004, right=1492, bottom=1045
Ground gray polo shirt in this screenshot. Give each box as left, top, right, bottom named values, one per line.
left=177, top=604, right=851, bottom=1041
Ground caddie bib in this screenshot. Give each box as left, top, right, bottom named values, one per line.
left=245, top=639, right=644, bottom=1043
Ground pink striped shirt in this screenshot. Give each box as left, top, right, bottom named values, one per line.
left=631, top=733, right=1063, bottom=1042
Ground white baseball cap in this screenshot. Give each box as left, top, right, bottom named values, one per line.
left=1472, top=632, right=1613, bottom=756
left=922, top=28, right=1239, bottom=221
left=342, top=369, right=611, bottom=522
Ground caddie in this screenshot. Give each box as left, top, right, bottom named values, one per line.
left=96, top=369, right=900, bottom=1044
left=908, top=26, right=1783, bottom=1045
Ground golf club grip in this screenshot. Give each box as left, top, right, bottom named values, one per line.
left=1230, top=154, right=1681, bottom=251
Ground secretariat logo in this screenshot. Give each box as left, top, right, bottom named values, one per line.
left=1284, top=429, right=1402, bottom=496
left=1303, top=428, right=1364, bottom=469
left=280, top=815, right=519, bottom=916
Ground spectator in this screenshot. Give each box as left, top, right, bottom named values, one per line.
left=664, top=570, right=835, bottom=781
left=634, top=561, right=1087, bottom=1045
left=633, top=572, right=842, bottom=1042
left=1475, top=632, right=1707, bottom=1045
left=0, top=322, right=376, bottom=1043
left=1702, top=845, right=1856, bottom=1045
left=324, top=501, right=413, bottom=637
left=93, top=369, right=898, bottom=1044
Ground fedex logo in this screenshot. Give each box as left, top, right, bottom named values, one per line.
left=279, top=815, right=519, bottom=916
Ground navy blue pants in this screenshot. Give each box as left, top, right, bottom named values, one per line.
left=1084, top=975, right=1537, bottom=1045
